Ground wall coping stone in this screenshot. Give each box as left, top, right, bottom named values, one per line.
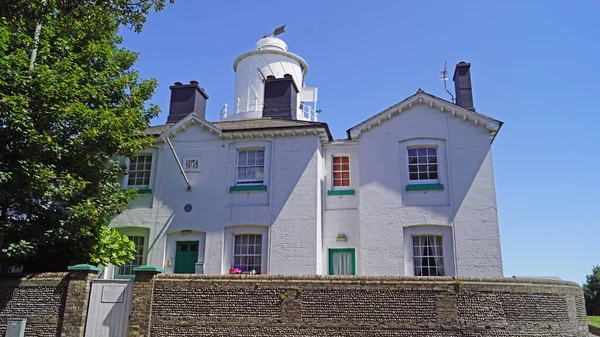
left=67, top=264, right=102, bottom=272
left=153, top=274, right=581, bottom=288
left=133, top=265, right=164, bottom=273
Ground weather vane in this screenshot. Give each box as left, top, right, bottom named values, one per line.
left=263, top=25, right=286, bottom=38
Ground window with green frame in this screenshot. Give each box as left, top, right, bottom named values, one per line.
left=328, top=248, right=356, bottom=275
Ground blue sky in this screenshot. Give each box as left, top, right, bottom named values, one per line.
left=120, top=0, right=600, bottom=284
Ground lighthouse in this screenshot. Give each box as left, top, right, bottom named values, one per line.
left=221, top=30, right=318, bottom=121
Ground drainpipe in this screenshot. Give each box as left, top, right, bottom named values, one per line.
left=165, top=137, right=191, bottom=191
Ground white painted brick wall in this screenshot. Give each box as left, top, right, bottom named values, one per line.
left=356, top=104, right=503, bottom=277
left=111, top=103, right=502, bottom=278
left=111, top=125, right=321, bottom=275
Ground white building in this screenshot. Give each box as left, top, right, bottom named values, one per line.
left=107, top=36, right=504, bottom=279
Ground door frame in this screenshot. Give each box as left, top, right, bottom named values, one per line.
left=166, top=231, right=206, bottom=274
left=328, top=248, right=356, bottom=275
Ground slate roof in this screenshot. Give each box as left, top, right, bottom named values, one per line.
left=145, top=124, right=173, bottom=136
left=144, top=117, right=332, bottom=140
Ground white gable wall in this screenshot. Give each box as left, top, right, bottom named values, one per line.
left=356, top=104, right=502, bottom=277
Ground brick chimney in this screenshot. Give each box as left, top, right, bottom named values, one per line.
left=453, top=62, right=475, bottom=111
left=167, top=81, right=209, bottom=123
left=262, top=75, right=299, bottom=120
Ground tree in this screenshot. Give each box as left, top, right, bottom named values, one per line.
left=584, top=266, right=600, bottom=315
left=0, top=0, right=174, bottom=272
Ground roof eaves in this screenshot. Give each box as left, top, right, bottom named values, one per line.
left=221, top=122, right=333, bottom=141
left=159, top=113, right=222, bottom=139
left=346, top=89, right=502, bottom=142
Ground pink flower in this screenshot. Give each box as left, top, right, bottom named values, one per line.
left=233, top=268, right=242, bottom=274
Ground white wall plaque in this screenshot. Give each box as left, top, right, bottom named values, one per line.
left=183, top=157, right=201, bottom=172
left=101, top=285, right=126, bottom=303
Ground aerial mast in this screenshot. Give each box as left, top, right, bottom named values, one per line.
left=440, top=62, right=455, bottom=104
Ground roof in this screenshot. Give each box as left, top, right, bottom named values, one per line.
left=346, top=89, right=503, bottom=142
left=145, top=116, right=332, bottom=141
left=145, top=124, right=173, bottom=136
left=213, top=118, right=328, bottom=131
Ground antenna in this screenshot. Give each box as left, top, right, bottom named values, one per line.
left=440, top=62, right=455, bottom=104
left=263, top=25, right=286, bottom=38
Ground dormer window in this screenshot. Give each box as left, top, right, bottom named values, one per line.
left=127, top=155, right=152, bottom=188
left=236, top=149, right=265, bottom=185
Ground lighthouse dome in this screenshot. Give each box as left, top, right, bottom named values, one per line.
left=256, top=37, right=288, bottom=51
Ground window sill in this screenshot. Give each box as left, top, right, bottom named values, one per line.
left=126, top=188, right=153, bottom=195
left=327, top=189, right=355, bottom=196
left=406, top=183, right=444, bottom=192
left=229, top=185, right=268, bottom=193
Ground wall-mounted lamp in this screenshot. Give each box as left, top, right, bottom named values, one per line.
left=336, top=234, right=347, bottom=242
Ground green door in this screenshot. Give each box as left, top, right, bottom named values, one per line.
left=175, top=241, right=199, bottom=273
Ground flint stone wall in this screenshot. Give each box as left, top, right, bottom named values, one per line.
left=0, top=273, right=68, bottom=337
left=141, top=275, right=589, bottom=337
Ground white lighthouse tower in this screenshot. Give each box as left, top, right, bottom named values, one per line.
left=221, top=27, right=318, bottom=121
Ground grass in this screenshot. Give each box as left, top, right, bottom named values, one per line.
left=588, top=316, right=600, bottom=327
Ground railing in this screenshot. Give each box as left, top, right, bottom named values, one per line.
left=300, top=103, right=318, bottom=122
left=219, top=97, right=263, bottom=120
left=219, top=96, right=318, bottom=122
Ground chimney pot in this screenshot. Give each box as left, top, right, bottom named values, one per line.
left=190, top=80, right=199, bottom=85
left=174, top=82, right=183, bottom=86
left=453, top=62, right=475, bottom=111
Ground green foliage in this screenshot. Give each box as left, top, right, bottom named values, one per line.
left=588, top=316, right=600, bottom=328
left=90, top=226, right=135, bottom=266
left=0, top=0, right=172, bottom=271
left=584, top=266, right=600, bottom=315
left=0, top=0, right=175, bottom=33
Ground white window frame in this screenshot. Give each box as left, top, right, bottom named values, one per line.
left=223, top=226, right=268, bottom=274
left=403, top=225, right=454, bottom=276
left=123, top=153, right=155, bottom=190
left=411, top=234, right=445, bottom=276
left=236, top=148, right=265, bottom=185
left=331, top=155, right=351, bottom=190
left=232, top=234, right=263, bottom=272
left=406, top=146, right=439, bottom=184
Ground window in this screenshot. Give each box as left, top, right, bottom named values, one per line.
left=329, top=248, right=356, bottom=275
left=232, top=234, right=262, bottom=272
left=412, top=235, right=444, bottom=276
left=127, top=155, right=152, bottom=187
left=117, top=236, right=145, bottom=277
left=407, top=147, right=438, bottom=182
left=332, top=156, right=350, bottom=187
left=237, top=150, right=265, bottom=185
